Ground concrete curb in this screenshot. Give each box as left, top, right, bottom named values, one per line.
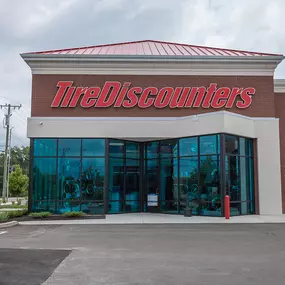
left=0, top=221, right=19, bottom=229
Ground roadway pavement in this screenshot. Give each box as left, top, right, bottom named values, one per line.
left=1, top=223, right=285, bottom=284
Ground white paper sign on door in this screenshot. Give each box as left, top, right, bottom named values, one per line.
left=147, top=194, right=158, bottom=206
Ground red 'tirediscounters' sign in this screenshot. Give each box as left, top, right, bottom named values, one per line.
left=51, top=81, right=256, bottom=109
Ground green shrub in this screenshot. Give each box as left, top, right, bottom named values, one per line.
left=7, top=209, right=28, bottom=219
left=62, top=211, right=85, bottom=218
left=0, top=212, right=9, bottom=222
left=0, top=204, right=26, bottom=209
left=29, top=212, right=51, bottom=219
left=2, top=198, right=7, bottom=204
left=12, top=201, right=15, bottom=206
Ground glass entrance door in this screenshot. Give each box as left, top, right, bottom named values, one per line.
left=146, top=159, right=159, bottom=212
left=108, top=140, right=141, bottom=213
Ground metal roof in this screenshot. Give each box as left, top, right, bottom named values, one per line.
left=26, top=40, right=282, bottom=57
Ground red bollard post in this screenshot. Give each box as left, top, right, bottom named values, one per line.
left=224, top=195, right=230, bottom=219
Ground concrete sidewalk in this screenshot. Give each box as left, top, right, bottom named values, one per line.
left=18, top=213, right=285, bottom=225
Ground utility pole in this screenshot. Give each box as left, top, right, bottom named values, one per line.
left=7, top=127, right=13, bottom=200
left=0, top=104, right=21, bottom=200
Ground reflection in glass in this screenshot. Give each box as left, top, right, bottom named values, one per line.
left=160, top=140, right=178, bottom=158
left=225, top=135, right=239, bottom=155
left=57, top=158, right=81, bottom=212
left=146, top=142, right=159, bottom=159
left=239, top=138, right=246, bottom=156
left=146, top=159, right=159, bottom=209
left=160, top=158, right=178, bottom=202
left=230, top=202, right=241, bottom=216
left=125, top=159, right=140, bottom=212
left=109, top=140, right=124, bottom=157
left=226, top=155, right=239, bottom=200
left=58, top=139, right=81, bottom=156
left=202, top=202, right=222, bottom=217
left=200, top=135, right=218, bottom=155
left=82, top=139, right=105, bottom=156
left=33, top=158, right=57, bottom=201
left=200, top=155, right=221, bottom=213
left=126, top=142, right=140, bottom=159
left=32, top=201, right=56, bottom=213
left=34, top=139, right=57, bottom=157
left=81, top=201, right=104, bottom=214
left=248, top=158, right=254, bottom=203
left=81, top=158, right=104, bottom=202
left=247, top=139, right=253, bottom=157
left=179, top=137, right=198, bottom=156
left=108, top=158, right=124, bottom=209
left=179, top=157, right=199, bottom=214
left=240, top=156, right=247, bottom=210
left=160, top=201, right=178, bottom=214
left=58, top=200, right=81, bottom=213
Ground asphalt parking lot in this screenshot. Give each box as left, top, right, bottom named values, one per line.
left=1, top=224, right=285, bottom=285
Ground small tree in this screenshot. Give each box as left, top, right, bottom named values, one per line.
left=8, top=165, right=29, bottom=198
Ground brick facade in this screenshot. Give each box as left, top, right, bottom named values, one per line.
left=31, top=74, right=275, bottom=118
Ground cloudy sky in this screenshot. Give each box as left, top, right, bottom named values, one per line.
left=0, top=0, right=284, bottom=148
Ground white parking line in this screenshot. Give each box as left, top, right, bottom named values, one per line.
left=0, top=231, right=7, bottom=235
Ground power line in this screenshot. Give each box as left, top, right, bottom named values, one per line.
left=12, top=133, right=29, bottom=146
left=0, top=97, right=30, bottom=113
left=14, top=111, right=27, bottom=126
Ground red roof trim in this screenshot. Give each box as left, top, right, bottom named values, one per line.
left=24, top=39, right=283, bottom=57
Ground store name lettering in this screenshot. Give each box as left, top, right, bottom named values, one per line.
left=51, top=81, right=256, bottom=109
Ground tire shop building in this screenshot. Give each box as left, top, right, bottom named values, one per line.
left=21, top=40, right=285, bottom=217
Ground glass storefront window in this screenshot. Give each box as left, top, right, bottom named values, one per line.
left=146, top=159, right=159, bottom=209
left=179, top=157, right=199, bottom=214
left=248, top=158, right=254, bottom=203
left=34, top=139, right=57, bottom=157
left=32, top=201, right=56, bottom=213
left=201, top=202, right=222, bottom=217
left=57, top=158, right=81, bottom=211
left=200, top=135, right=219, bottom=155
left=160, top=201, right=178, bottom=214
left=31, top=135, right=254, bottom=216
left=82, top=158, right=105, bottom=201
left=81, top=201, right=104, bottom=214
left=109, top=158, right=124, bottom=201
left=33, top=158, right=57, bottom=201
left=146, top=142, right=159, bottom=159
left=108, top=155, right=125, bottom=214
left=239, top=138, right=246, bottom=156
left=109, top=140, right=124, bottom=158
left=108, top=140, right=141, bottom=213
left=240, top=157, right=248, bottom=202
left=58, top=139, right=81, bottom=156
left=126, top=142, right=140, bottom=159
left=247, top=139, right=253, bottom=157
left=82, top=139, right=105, bottom=157
left=160, top=140, right=178, bottom=158
left=160, top=158, right=178, bottom=201
left=125, top=159, right=140, bottom=201
left=226, top=155, right=240, bottom=200
left=179, top=137, right=198, bottom=156
left=239, top=137, right=253, bottom=157
left=225, top=135, right=239, bottom=155
left=200, top=155, right=221, bottom=208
